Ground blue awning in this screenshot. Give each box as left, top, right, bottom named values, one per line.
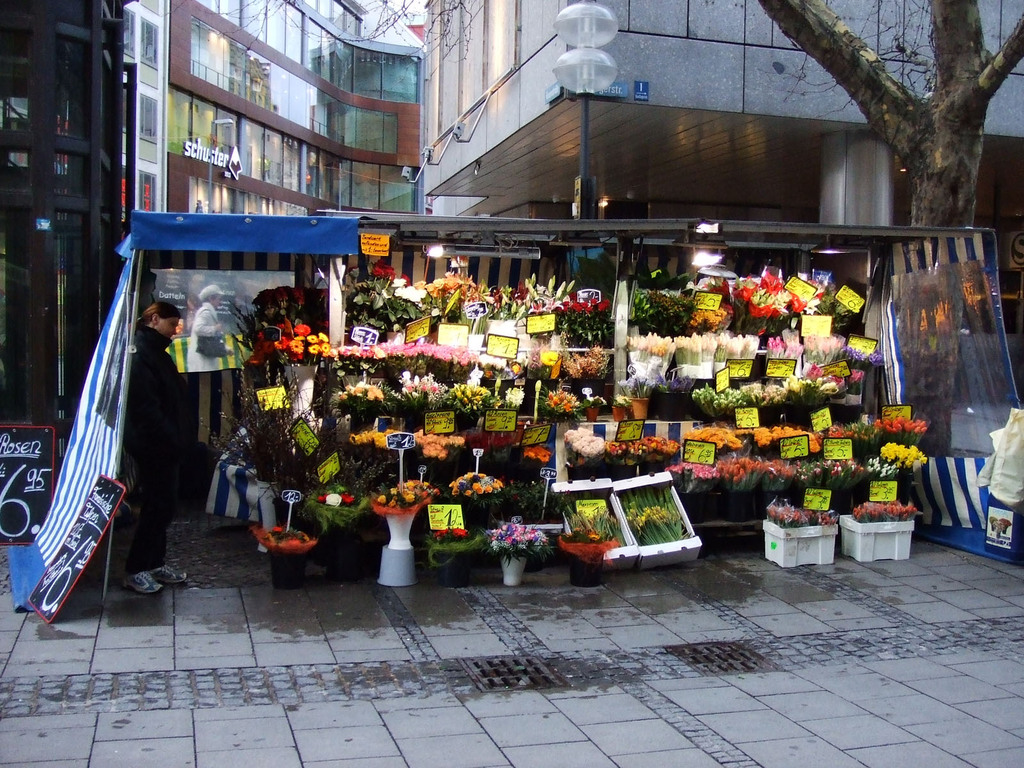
left=129, top=212, right=359, bottom=255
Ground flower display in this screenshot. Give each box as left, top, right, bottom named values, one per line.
left=783, top=368, right=845, bottom=406
left=449, top=472, right=504, bottom=498
left=503, top=386, right=526, bottom=410
left=424, top=527, right=488, bottom=568
left=875, top=415, right=928, bottom=446
left=626, top=333, right=676, bottom=377
left=794, top=459, right=868, bottom=490
left=335, top=381, right=390, bottom=429
left=349, top=427, right=398, bottom=451
left=564, top=428, right=607, bottom=467
left=730, top=272, right=793, bottom=335
left=414, top=430, right=465, bottom=461
left=766, top=502, right=838, bottom=528
left=864, top=455, right=899, bottom=480
left=301, top=483, right=367, bottom=534
left=558, top=503, right=621, bottom=563
left=668, top=462, right=720, bottom=493
left=851, top=501, right=919, bottom=523
left=392, top=372, right=448, bottom=423
left=638, top=435, right=681, bottom=463
left=713, top=333, right=760, bottom=362
left=745, top=425, right=823, bottom=455
left=691, top=384, right=755, bottom=417
left=717, top=456, right=766, bottom=491
left=250, top=524, right=318, bottom=554
left=526, top=347, right=563, bottom=379
left=443, top=382, right=500, bottom=420
left=618, top=484, right=689, bottom=546
left=372, top=480, right=438, bottom=514
left=631, top=290, right=696, bottom=337
left=619, top=375, right=658, bottom=400
left=605, top=439, right=648, bottom=466
left=674, top=333, right=718, bottom=367
left=802, top=334, right=847, bottom=366
left=346, top=260, right=424, bottom=333
left=486, top=523, right=553, bottom=564
left=759, top=459, right=798, bottom=493
left=766, top=332, right=805, bottom=361
left=377, top=342, right=480, bottom=381
left=561, top=346, right=611, bottom=379
left=681, top=425, right=746, bottom=453
left=556, top=294, right=613, bottom=348
left=538, top=389, right=583, bottom=422
left=420, top=272, right=485, bottom=323
left=879, top=442, right=928, bottom=470
left=521, top=445, right=553, bottom=464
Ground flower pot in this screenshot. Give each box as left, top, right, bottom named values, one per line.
left=584, top=407, right=601, bottom=422
left=839, top=516, right=915, bottom=562
left=722, top=490, right=758, bottom=522
left=568, top=556, right=603, bottom=587
left=269, top=552, right=307, bottom=589
left=650, top=391, right=693, bottom=421
left=284, top=364, right=317, bottom=416
left=501, top=556, right=527, bottom=586
left=611, top=405, right=628, bottom=422
left=607, top=463, right=638, bottom=481
left=630, top=397, right=650, bottom=420
left=567, top=463, right=605, bottom=481
left=321, top=530, right=363, bottom=583
left=435, top=553, right=472, bottom=587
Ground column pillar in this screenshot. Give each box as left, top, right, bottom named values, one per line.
left=819, top=130, right=894, bottom=225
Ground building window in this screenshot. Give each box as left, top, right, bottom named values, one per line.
left=139, top=170, right=156, bottom=211
left=0, top=30, right=30, bottom=131
left=123, top=9, right=136, bottom=58
left=56, top=39, right=87, bottom=138
left=141, top=19, right=158, bottom=67
left=139, top=95, right=158, bottom=141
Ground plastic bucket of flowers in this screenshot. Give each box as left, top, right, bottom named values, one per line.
left=840, top=501, right=919, bottom=562
left=251, top=524, right=318, bottom=589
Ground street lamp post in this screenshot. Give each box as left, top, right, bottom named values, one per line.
left=208, top=117, right=235, bottom=213
left=552, top=1, right=618, bottom=220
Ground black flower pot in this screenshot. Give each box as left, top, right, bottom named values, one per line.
left=607, top=464, right=638, bottom=480
left=435, top=554, right=472, bottom=588
left=568, top=556, right=603, bottom=587
left=650, top=391, right=694, bottom=421
left=722, top=490, right=758, bottom=523
left=269, top=553, right=307, bottom=589
left=321, top=530, right=363, bottom=582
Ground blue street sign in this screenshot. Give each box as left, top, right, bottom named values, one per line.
left=634, top=81, right=650, bottom=102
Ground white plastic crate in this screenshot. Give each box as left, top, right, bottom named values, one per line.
left=610, top=472, right=702, bottom=569
left=839, top=516, right=915, bottom=562
left=763, top=519, right=838, bottom=567
left=553, top=477, right=639, bottom=569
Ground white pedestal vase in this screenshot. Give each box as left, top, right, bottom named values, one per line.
left=500, top=556, right=527, bottom=586
left=378, top=513, right=418, bottom=586
left=839, top=516, right=915, bottom=562
left=285, top=364, right=317, bottom=416
left=254, top=479, right=275, bottom=552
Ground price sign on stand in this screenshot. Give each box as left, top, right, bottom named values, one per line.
left=881, top=404, right=913, bottom=420
left=540, top=466, right=558, bottom=510
left=869, top=480, right=898, bottom=502
left=785, top=276, right=817, bottom=301
left=350, top=326, right=380, bottom=347
left=822, top=360, right=852, bottom=378
left=803, top=487, right=832, bottom=512
left=526, top=313, right=557, bottom=335
left=428, top=504, right=465, bottom=530
left=577, top=289, right=602, bottom=302
left=317, top=452, right=340, bottom=483
left=418, top=465, right=427, bottom=482
left=715, top=366, right=731, bottom=393
left=779, top=434, right=810, bottom=459
left=801, top=314, right=834, bottom=338
left=615, top=420, right=645, bottom=442
left=464, top=301, right=488, bottom=320
left=823, top=438, right=854, bottom=460
left=424, top=410, right=456, bottom=435
left=836, top=285, right=865, bottom=313
left=726, top=359, right=754, bottom=379
left=437, top=323, right=470, bottom=347
left=765, top=358, right=797, bottom=378
left=520, top=424, right=552, bottom=446
left=387, top=432, right=416, bottom=487
left=683, top=439, right=716, bottom=465
left=290, top=419, right=319, bottom=456
left=485, top=334, right=520, bottom=359
left=847, top=334, right=878, bottom=355
left=483, top=409, right=517, bottom=432
left=256, top=385, right=287, bottom=410
left=695, top=291, right=723, bottom=311
left=735, top=407, right=760, bottom=429
left=280, top=489, right=303, bottom=530
left=0, top=425, right=55, bottom=544
left=405, top=316, right=431, bottom=344
left=472, top=447, right=484, bottom=473
left=810, top=407, right=833, bottom=432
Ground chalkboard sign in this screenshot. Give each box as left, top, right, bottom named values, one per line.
left=0, top=425, right=55, bottom=544
left=29, top=474, right=126, bottom=623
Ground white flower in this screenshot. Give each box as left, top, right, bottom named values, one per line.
left=395, top=284, right=426, bottom=304
left=325, top=493, right=342, bottom=507
left=504, top=387, right=525, bottom=408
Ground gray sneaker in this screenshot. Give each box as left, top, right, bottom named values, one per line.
left=123, top=571, right=163, bottom=594
left=150, top=565, right=187, bottom=584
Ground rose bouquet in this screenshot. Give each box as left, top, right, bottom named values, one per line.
left=766, top=502, right=838, bottom=528
left=485, top=522, right=553, bottom=564
left=414, top=430, right=466, bottom=462
left=564, top=428, right=607, bottom=468
left=851, top=501, right=918, bottom=523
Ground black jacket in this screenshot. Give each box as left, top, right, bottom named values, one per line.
left=123, top=326, right=196, bottom=462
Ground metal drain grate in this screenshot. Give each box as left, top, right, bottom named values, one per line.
left=664, top=642, right=778, bottom=676
left=458, top=656, right=570, bottom=692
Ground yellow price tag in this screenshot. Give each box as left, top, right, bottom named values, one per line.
left=290, top=419, right=320, bottom=456
left=868, top=480, right=898, bottom=502
left=715, top=366, right=731, bottom=392
left=803, top=487, right=832, bottom=512
left=256, top=385, right=287, bottom=410
left=695, top=291, right=723, bottom=311
left=424, top=410, right=456, bottom=435
left=526, top=313, right=557, bottom=335
left=881, top=404, right=913, bottom=420
left=428, top=504, right=465, bottom=530
left=847, top=334, right=878, bottom=355
left=405, top=316, right=431, bottom=343
left=575, top=499, right=608, bottom=516
left=520, top=424, right=552, bottom=446
left=483, top=409, right=517, bottom=432
left=779, top=434, right=809, bottom=459
left=765, top=358, right=797, bottom=378
left=801, top=314, right=834, bottom=338
left=436, top=323, right=470, bottom=347
left=485, top=334, right=520, bottom=359
left=683, top=439, right=716, bottom=465
left=735, top=407, right=760, bottom=429
left=822, top=360, right=852, bottom=378
left=727, top=359, right=754, bottom=379
left=822, top=438, right=853, bottom=460
left=810, top=407, right=833, bottom=431
left=836, top=285, right=865, bottom=313
left=317, top=451, right=341, bottom=483
left=785, top=276, right=818, bottom=301
left=615, top=419, right=645, bottom=442
left=360, top=232, right=391, bottom=257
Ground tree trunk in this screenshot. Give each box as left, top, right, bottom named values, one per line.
left=906, top=116, right=985, bottom=226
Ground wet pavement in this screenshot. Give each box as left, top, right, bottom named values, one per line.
left=2, top=504, right=1024, bottom=767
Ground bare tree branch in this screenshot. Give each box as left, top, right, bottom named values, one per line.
left=978, top=11, right=1024, bottom=96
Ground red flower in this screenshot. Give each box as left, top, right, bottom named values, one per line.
left=294, top=323, right=312, bottom=336
left=341, top=493, right=355, bottom=504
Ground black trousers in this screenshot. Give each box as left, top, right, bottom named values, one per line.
left=124, top=458, right=180, bottom=574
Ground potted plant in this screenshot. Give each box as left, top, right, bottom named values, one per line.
left=557, top=505, right=622, bottom=587
left=300, top=484, right=368, bottom=582
left=345, top=260, right=425, bottom=336
left=763, top=501, right=839, bottom=567
left=424, top=527, right=488, bottom=587
left=618, top=375, right=657, bottom=419
left=250, top=524, right=317, bottom=589
left=580, top=394, right=606, bottom=422
left=611, top=394, right=632, bottom=422
left=485, top=522, right=554, bottom=585
left=841, top=501, right=919, bottom=562
left=372, top=480, right=439, bottom=586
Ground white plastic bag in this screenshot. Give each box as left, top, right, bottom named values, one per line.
left=978, top=409, right=1024, bottom=512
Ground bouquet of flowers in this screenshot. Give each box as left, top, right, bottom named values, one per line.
left=825, top=422, right=882, bottom=458
left=766, top=502, right=838, bottom=528
left=558, top=503, right=621, bottom=563
left=842, top=345, right=884, bottom=372
left=420, top=272, right=485, bottom=323
left=682, top=425, right=746, bottom=453
left=346, top=260, right=424, bottom=334
left=349, top=427, right=397, bottom=452
left=674, top=333, right=718, bottom=367
left=864, top=455, right=899, bottom=480
left=300, top=483, right=367, bottom=534
left=414, top=430, right=466, bottom=462
left=605, top=439, right=648, bottom=466
left=619, top=375, right=658, bottom=400
left=794, top=459, right=867, bottom=490
left=714, top=333, right=760, bottom=362
left=372, top=480, right=439, bottom=515
left=378, top=341, right=480, bottom=381
left=391, top=372, right=448, bottom=423
left=526, top=348, right=562, bottom=379
left=335, top=381, right=390, bottom=431
left=657, top=374, right=694, bottom=395
left=424, top=527, right=488, bottom=568
left=538, top=389, right=583, bottom=422
left=730, top=272, right=793, bottom=335
left=564, top=428, right=607, bottom=468
left=879, top=442, right=928, bottom=470
left=759, top=459, right=797, bottom=493
left=851, top=501, right=918, bottom=523
left=875, top=415, right=928, bottom=446
left=618, top=484, right=688, bottom=546
left=626, top=333, right=676, bottom=378
left=239, top=286, right=330, bottom=367
left=503, top=386, right=526, bottom=411
left=691, top=384, right=755, bottom=418
left=766, top=331, right=804, bottom=361
left=443, top=382, right=500, bottom=423
left=251, top=524, right=318, bottom=554
left=561, top=346, right=610, bottom=379
left=783, top=367, right=845, bottom=406
left=638, top=435, right=681, bottom=463
left=556, top=295, right=613, bottom=348
left=717, top=456, right=765, bottom=491
left=746, top=425, right=822, bottom=455
left=668, top=462, right=720, bottom=494
left=802, top=334, right=847, bottom=366
left=631, top=290, right=696, bottom=337
left=449, top=472, right=504, bottom=499
left=486, top=522, right=553, bottom=564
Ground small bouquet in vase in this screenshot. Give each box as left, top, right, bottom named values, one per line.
left=372, top=480, right=439, bottom=516
left=485, top=522, right=553, bottom=564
